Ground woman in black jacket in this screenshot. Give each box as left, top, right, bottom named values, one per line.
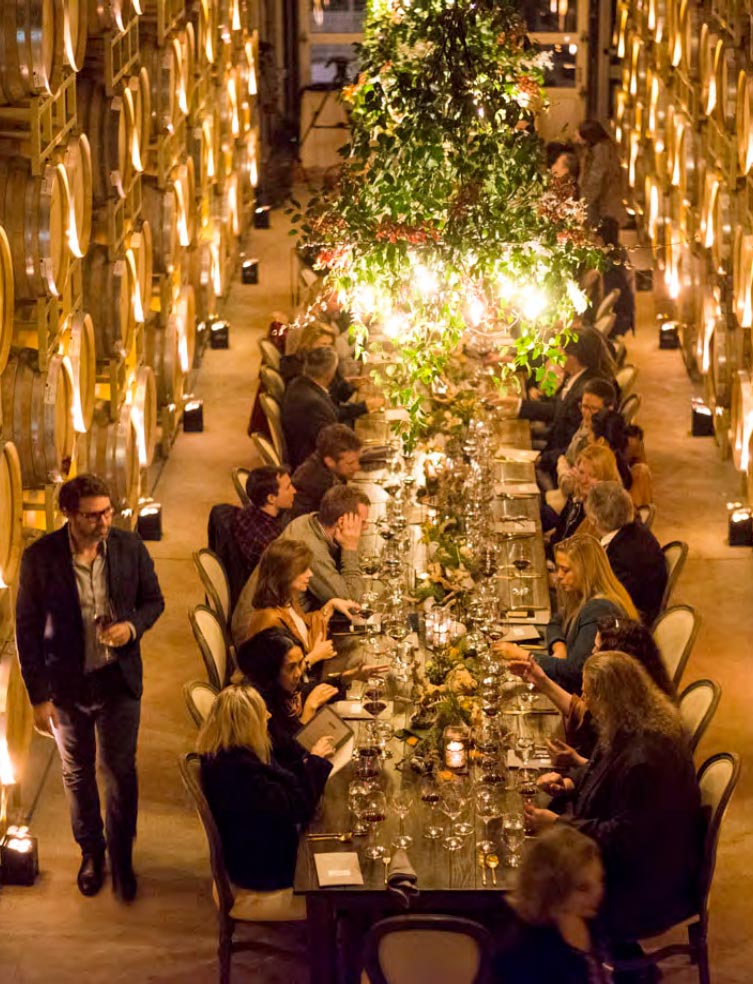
left=526, top=651, right=703, bottom=945
left=198, top=684, right=334, bottom=891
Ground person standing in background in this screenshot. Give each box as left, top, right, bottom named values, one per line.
left=576, top=120, right=629, bottom=229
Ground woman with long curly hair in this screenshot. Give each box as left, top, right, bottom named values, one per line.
left=526, top=652, right=703, bottom=948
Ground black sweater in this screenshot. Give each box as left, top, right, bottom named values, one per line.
left=200, top=742, right=332, bottom=890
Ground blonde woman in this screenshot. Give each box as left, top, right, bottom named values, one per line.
left=526, top=652, right=702, bottom=948
left=198, top=685, right=333, bottom=894
left=497, top=535, right=637, bottom=692
left=548, top=444, right=623, bottom=545
left=493, top=826, right=611, bottom=983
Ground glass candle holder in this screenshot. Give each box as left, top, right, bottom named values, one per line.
left=443, top=724, right=470, bottom=771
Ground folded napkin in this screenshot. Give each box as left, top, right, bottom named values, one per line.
left=387, top=849, right=419, bottom=908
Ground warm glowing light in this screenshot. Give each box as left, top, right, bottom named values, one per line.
left=466, top=295, right=486, bottom=327
left=0, top=737, right=15, bottom=786
left=383, top=311, right=407, bottom=339
left=519, top=284, right=547, bottom=321
left=412, top=257, right=439, bottom=298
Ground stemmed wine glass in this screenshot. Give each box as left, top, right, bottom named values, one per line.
left=374, top=719, right=394, bottom=759
left=348, top=779, right=371, bottom=837
left=363, top=676, right=387, bottom=717
left=420, top=777, right=444, bottom=840
left=390, top=790, right=414, bottom=849
left=516, top=734, right=535, bottom=785
left=355, top=723, right=381, bottom=782
left=440, top=781, right=467, bottom=852
left=475, top=787, right=501, bottom=854
left=503, top=812, right=526, bottom=867
left=360, top=552, right=382, bottom=615
left=363, top=788, right=387, bottom=860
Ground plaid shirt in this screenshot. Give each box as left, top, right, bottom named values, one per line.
left=232, top=505, right=281, bottom=574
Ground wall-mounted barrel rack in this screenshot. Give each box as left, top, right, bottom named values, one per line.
left=615, top=0, right=753, bottom=501
left=0, top=0, right=266, bottom=792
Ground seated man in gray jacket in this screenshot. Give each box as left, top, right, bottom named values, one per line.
left=232, top=484, right=370, bottom=644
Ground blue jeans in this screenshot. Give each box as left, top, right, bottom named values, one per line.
left=52, top=665, right=141, bottom=857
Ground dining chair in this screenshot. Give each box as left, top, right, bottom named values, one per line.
left=183, top=680, right=219, bottom=728
left=613, top=337, right=628, bottom=369
left=615, top=363, right=639, bottom=399
left=678, top=679, right=722, bottom=753
left=178, top=753, right=306, bottom=984
left=620, top=392, right=641, bottom=425
left=594, top=312, right=616, bottom=337
left=250, top=432, right=281, bottom=468
left=259, top=393, right=288, bottom=465
left=231, top=466, right=251, bottom=507
left=362, top=915, right=494, bottom=984
left=636, top=502, right=655, bottom=530
left=660, top=539, right=689, bottom=611
left=595, top=287, right=621, bottom=322
left=260, top=365, right=286, bottom=404
left=193, top=549, right=232, bottom=629
left=258, top=337, right=281, bottom=371
left=611, top=752, right=741, bottom=984
left=652, top=604, right=701, bottom=687
left=189, top=604, right=230, bottom=690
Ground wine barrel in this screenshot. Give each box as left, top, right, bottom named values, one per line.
left=140, top=36, right=184, bottom=136
left=0, top=225, right=13, bottom=377
left=715, top=40, right=738, bottom=130
left=87, top=0, right=126, bottom=35
left=144, top=314, right=185, bottom=407
left=730, top=370, right=753, bottom=472
left=738, top=73, right=753, bottom=176
left=77, top=80, right=130, bottom=204
left=130, top=365, right=157, bottom=467
left=680, top=0, right=703, bottom=79
left=706, top=317, right=741, bottom=409
left=61, top=132, right=92, bottom=259
left=131, top=67, right=152, bottom=173
left=180, top=23, right=196, bottom=111
left=0, top=157, right=70, bottom=300
left=186, top=241, right=217, bottom=324
left=128, top=221, right=154, bottom=322
left=77, top=404, right=139, bottom=509
left=141, top=181, right=179, bottom=274
left=62, top=311, right=96, bottom=433
left=82, top=245, right=137, bottom=358
left=197, top=0, right=218, bottom=69
left=62, top=0, right=87, bottom=70
left=0, top=0, right=64, bottom=104
left=174, top=284, right=196, bottom=372
left=173, top=158, right=197, bottom=248
left=0, top=350, right=75, bottom=487
left=733, top=230, right=753, bottom=327
left=699, top=26, right=719, bottom=116
left=0, top=439, right=23, bottom=585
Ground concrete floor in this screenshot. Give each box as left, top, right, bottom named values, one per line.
left=1, top=218, right=751, bottom=983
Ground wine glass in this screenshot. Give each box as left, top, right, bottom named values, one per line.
left=503, top=812, right=526, bottom=867
left=390, top=790, right=414, bottom=849
left=440, top=782, right=467, bottom=851
left=363, top=676, right=386, bottom=717
left=420, top=777, right=444, bottom=840
left=355, top=723, right=381, bottom=781
left=363, top=789, right=387, bottom=860
left=475, top=787, right=501, bottom=854
left=516, top=734, right=535, bottom=785
left=348, top=779, right=371, bottom=837
left=374, top=719, right=394, bottom=759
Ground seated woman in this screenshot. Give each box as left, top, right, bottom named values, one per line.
left=198, top=684, right=334, bottom=897
left=493, top=826, right=611, bottom=984
left=497, top=536, right=638, bottom=693
left=506, top=615, right=676, bottom=758
left=547, top=444, right=624, bottom=547
left=527, top=652, right=703, bottom=947
left=590, top=409, right=633, bottom=491
left=233, top=538, right=360, bottom=658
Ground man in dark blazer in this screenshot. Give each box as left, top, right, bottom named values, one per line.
left=281, top=346, right=339, bottom=469
left=585, top=481, right=667, bottom=625
left=15, top=474, right=164, bottom=901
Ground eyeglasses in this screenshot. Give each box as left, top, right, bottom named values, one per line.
left=77, top=506, right=114, bottom=523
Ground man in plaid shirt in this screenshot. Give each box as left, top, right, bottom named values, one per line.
left=233, top=466, right=296, bottom=577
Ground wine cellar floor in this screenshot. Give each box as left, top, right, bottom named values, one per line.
left=1, top=222, right=752, bottom=982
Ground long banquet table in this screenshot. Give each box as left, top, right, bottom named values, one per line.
left=293, top=410, right=561, bottom=983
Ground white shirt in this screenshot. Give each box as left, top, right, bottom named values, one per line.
left=600, top=529, right=619, bottom=549
left=285, top=604, right=309, bottom=646
left=559, top=367, right=587, bottom=400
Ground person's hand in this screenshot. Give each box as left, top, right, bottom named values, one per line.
left=523, top=804, right=558, bottom=831
left=100, top=622, right=133, bottom=647
left=304, top=684, right=339, bottom=716
left=335, top=512, right=363, bottom=551
left=365, top=395, right=385, bottom=413
left=32, top=700, right=59, bottom=737
left=310, top=736, right=336, bottom=759
left=496, top=396, right=520, bottom=417
left=507, top=657, right=547, bottom=690
left=493, top=641, right=528, bottom=661
left=342, top=662, right=391, bottom=682
left=326, top=598, right=362, bottom=620
left=527, top=386, right=542, bottom=400
left=308, top=639, right=336, bottom=665
left=537, top=772, right=575, bottom=797
left=547, top=737, right=587, bottom=770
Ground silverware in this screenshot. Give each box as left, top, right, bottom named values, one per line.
left=486, top=853, right=499, bottom=886
left=307, top=832, right=354, bottom=843
left=476, top=849, right=487, bottom=887
left=382, top=856, right=391, bottom=885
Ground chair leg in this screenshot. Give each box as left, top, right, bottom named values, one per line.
left=688, top=922, right=710, bottom=984
left=218, top=918, right=234, bottom=984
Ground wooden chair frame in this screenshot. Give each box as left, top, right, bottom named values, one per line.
left=183, top=680, right=219, bottom=728
left=678, top=679, right=722, bottom=754
left=660, top=540, right=690, bottom=612
left=231, top=467, right=251, bottom=508
left=189, top=604, right=230, bottom=690
left=652, top=603, right=700, bottom=687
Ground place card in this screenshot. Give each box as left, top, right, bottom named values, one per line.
left=314, top=852, right=364, bottom=887
left=494, top=446, right=540, bottom=462
left=501, top=625, right=543, bottom=644
left=494, top=482, right=541, bottom=497
left=507, top=748, right=551, bottom=769
left=495, top=519, right=537, bottom=536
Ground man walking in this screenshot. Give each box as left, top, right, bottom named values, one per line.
left=15, top=474, right=165, bottom=901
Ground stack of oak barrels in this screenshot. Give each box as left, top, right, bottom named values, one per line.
left=615, top=0, right=753, bottom=499
left=0, top=0, right=262, bottom=804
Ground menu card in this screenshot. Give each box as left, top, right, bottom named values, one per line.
left=314, top=852, right=364, bottom=887
left=296, top=706, right=353, bottom=754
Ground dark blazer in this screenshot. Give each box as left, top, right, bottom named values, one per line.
left=290, top=452, right=341, bottom=519
left=16, top=525, right=165, bottom=706
left=281, top=375, right=338, bottom=469
left=538, top=597, right=624, bottom=693
left=520, top=368, right=605, bottom=469
left=200, top=742, right=332, bottom=890
left=493, top=917, right=612, bottom=984
left=606, top=522, right=667, bottom=626
left=568, top=729, right=703, bottom=941
left=280, top=355, right=367, bottom=425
